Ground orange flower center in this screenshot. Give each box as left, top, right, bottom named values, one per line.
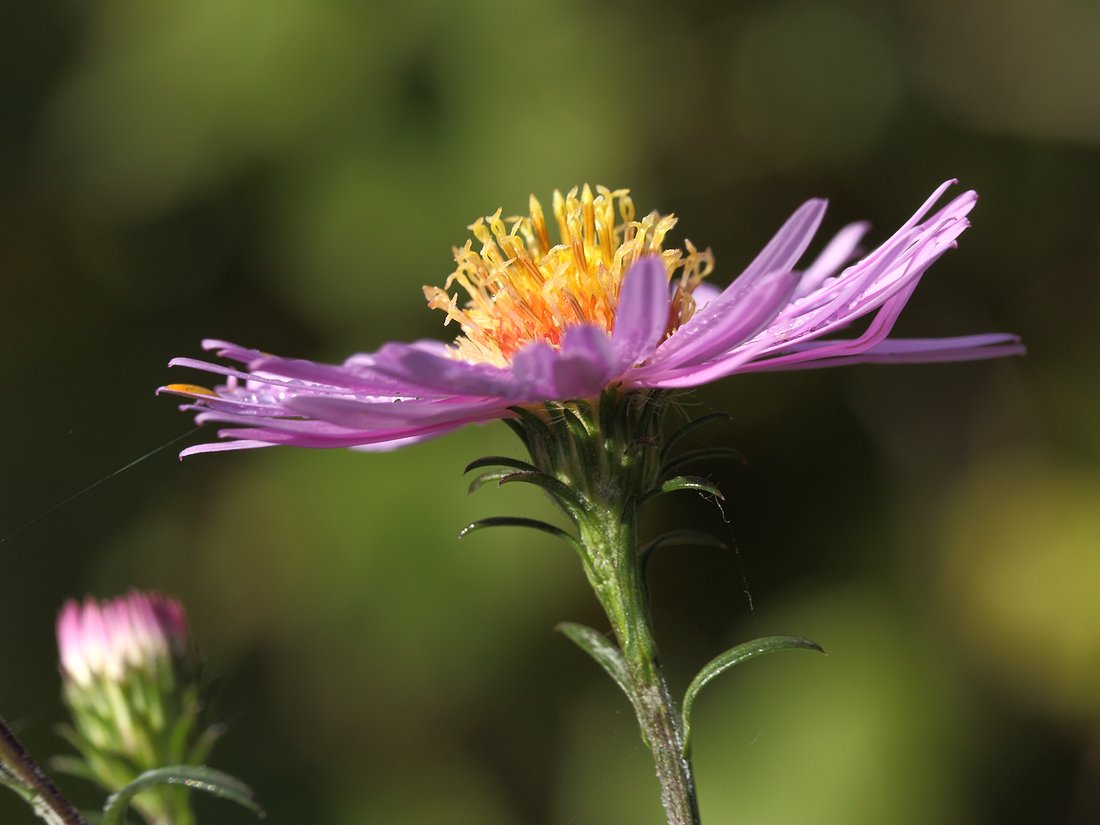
left=424, top=185, right=714, bottom=367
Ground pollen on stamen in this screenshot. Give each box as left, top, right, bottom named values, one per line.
left=163, top=383, right=218, bottom=398
left=423, top=185, right=715, bottom=367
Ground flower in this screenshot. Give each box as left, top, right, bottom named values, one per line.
left=57, top=591, right=190, bottom=690
left=161, top=181, right=1022, bottom=455
left=56, top=592, right=214, bottom=825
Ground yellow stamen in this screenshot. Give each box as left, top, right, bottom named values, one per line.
left=164, top=383, right=218, bottom=397
left=423, top=185, right=715, bottom=367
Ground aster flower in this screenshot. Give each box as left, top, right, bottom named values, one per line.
left=55, top=592, right=216, bottom=825
left=159, top=181, right=1021, bottom=825
left=161, top=180, right=1021, bottom=455
left=57, top=591, right=190, bottom=692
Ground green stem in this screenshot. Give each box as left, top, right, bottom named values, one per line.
left=579, top=510, right=701, bottom=825
left=507, top=390, right=701, bottom=823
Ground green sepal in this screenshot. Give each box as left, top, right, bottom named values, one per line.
left=43, top=756, right=98, bottom=786
left=546, top=404, right=598, bottom=467
left=634, top=389, right=666, bottom=439
left=497, top=472, right=586, bottom=512
left=681, top=635, right=825, bottom=756
left=597, top=386, right=625, bottom=441
left=464, top=456, right=541, bottom=475
left=506, top=406, right=554, bottom=443
left=101, top=766, right=263, bottom=825
left=458, top=517, right=580, bottom=551
left=52, top=725, right=135, bottom=791
left=500, top=417, right=530, bottom=451
left=466, top=470, right=512, bottom=494
left=184, top=723, right=225, bottom=767
left=555, top=623, right=633, bottom=702
left=641, top=475, right=724, bottom=506
left=660, top=412, right=733, bottom=461
left=639, top=529, right=729, bottom=569
left=662, top=447, right=747, bottom=475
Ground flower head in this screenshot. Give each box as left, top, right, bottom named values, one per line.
left=161, top=181, right=1022, bottom=455
left=56, top=592, right=213, bottom=825
left=57, top=591, right=190, bottom=690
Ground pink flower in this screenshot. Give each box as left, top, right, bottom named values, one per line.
left=161, top=181, right=1021, bottom=456
left=57, top=591, right=189, bottom=687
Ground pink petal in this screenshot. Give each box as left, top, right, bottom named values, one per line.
left=611, top=257, right=672, bottom=369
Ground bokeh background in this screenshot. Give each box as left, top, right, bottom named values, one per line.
left=2, top=1, right=1098, bottom=823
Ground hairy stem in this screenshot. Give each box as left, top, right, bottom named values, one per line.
left=0, top=717, right=87, bottom=825
left=580, top=511, right=700, bottom=825
left=511, top=390, right=701, bottom=823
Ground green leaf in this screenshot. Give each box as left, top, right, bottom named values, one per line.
left=458, top=517, right=580, bottom=551
left=496, top=472, right=586, bottom=517
left=44, top=756, right=98, bottom=786
left=466, top=469, right=512, bottom=494
left=463, top=456, right=540, bottom=475
left=506, top=406, right=554, bottom=443
left=660, top=412, right=733, bottom=461
left=662, top=447, right=747, bottom=475
left=640, top=475, right=725, bottom=506
left=555, top=623, right=633, bottom=702
left=597, top=387, right=625, bottom=441
left=639, top=529, right=729, bottom=569
left=546, top=405, right=598, bottom=467
left=500, top=417, right=530, bottom=450
left=184, top=724, right=226, bottom=767
left=681, top=635, right=825, bottom=756
left=101, top=766, right=263, bottom=825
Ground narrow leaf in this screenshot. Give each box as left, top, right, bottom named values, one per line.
left=44, top=757, right=98, bottom=786
left=464, top=456, right=540, bottom=475
left=639, top=529, right=729, bottom=569
left=501, top=417, right=529, bottom=450
left=507, top=405, right=553, bottom=442
left=660, top=412, right=734, bottom=461
left=681, top=635, right=825, bottom=755
left=546, top=405, right=597, bottom=467
left=497, top=472, right=586, bottom=513
left=467, top=470, right=512, bottom=494
left=634, top=389, right=667, bottom=441
left=101, top=766, right=263, bottom=825
left=598, top=387, right=624, bottom=441
left=662, top=447, right=747, bottom=475
left=184, top=724, right=226, bottom=766
left=458, top=517, right=580, bottom=551
left=556, top=623, right=633, bottom=702
left=640, top=475, right=724, bottom=507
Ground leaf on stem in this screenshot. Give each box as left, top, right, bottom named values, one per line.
left=506, top=406, right=554, bottom=443
left=497, top=472, right=586, bottom=509
left=640, top=476, right=724, bottom=507
left=639, top=529, right=729, bottom=570
left=555, top=623, right=633, bottom=702
left=659, top=412, right=733, bottom=461
left=101, top=766, right=264, bottom=825
left=661, top=447, right=747, bottom=475
left=464, top=456, right=541, bottom=475
left=466, top=470, right=513, bottom=494
left=458, top=517, right=581, bottom=551
left=681, top=635, right=825, bottom=756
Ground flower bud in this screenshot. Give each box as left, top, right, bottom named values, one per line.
left=56, top=591, right=213, bottom=825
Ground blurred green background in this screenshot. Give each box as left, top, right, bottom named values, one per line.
left=2, top=0, right=1098, bottom=822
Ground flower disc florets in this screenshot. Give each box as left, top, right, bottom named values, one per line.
left=424, top=185, right=714, bottom=367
